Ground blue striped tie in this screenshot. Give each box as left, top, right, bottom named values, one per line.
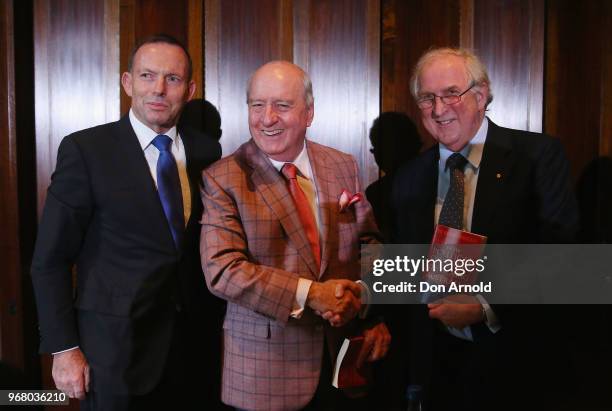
left=151, top=135, right=184, bottom=249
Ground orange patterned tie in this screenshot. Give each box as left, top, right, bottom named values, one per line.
left=281, top=163, right=321, bottom=269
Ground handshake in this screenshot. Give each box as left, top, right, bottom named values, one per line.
left=306, top=279, right=363, bottom=327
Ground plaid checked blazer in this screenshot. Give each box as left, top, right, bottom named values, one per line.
left=200, top=139, right=380, bottom=410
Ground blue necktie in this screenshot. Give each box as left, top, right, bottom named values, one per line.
left=151, top=135, right=184, bottom=249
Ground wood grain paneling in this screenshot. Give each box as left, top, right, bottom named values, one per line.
left=381, top=0, right=461, bottom=148
left=472, top=0, right=544, bottom=132
left=34, top=0, right=120, bottom=213
left=0, top=0, right=23, bottom=367
left=598, top=0, right=612, bottom=159
left=205, top=0, right=294, bottom=156
left=293, top=0, right=379, bottom=185
left=545, top=0, right=604, bottom=181
left=120, top=0, right=191, bottom=114
left=187, top=0, right=203, bottom=98
left=206, top=0, right=379, bottom=185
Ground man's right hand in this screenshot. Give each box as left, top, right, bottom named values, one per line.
left=52, top=348, right=90, bottom=399
left=307, top=279, right=361, bottom=326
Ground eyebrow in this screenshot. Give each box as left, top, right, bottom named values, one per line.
left=419, top=85, right=462, bottom=96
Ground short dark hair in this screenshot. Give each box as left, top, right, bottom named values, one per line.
left=127, top=33, right=193, bottom=80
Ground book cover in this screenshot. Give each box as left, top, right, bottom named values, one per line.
left=332, top=336, right=371, bottom=389
left=421, top=224, right=487, bottom=302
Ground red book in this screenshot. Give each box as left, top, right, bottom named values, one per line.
left=421, top=225, right=487, bottom=301
left=332, top=336, right=371, bottom=389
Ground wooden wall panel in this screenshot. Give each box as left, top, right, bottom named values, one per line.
left=205, top=0, right=294, bottom=157
left=602, top=0, right=612, bottom=159
left=120, top=0, right=195, bottom=114
left=381, top=0, right=461, bottom=148
left=0, top=0, right=23, bottom=366
left=0, top=0, right=42, bottom=389
left=34, top=0, right=120, bottom=213
left=294, top=0, right=380, bottom=185
left=471, top=0, right=544, bottom=132
left=545, top=0, right=605, bottom=181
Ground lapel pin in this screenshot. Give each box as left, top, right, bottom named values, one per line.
left=496, top=173, right=502, bottom=179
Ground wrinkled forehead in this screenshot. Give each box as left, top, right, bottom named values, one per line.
left=418, top=55, right=471, bottom=92
left=133, top=43, right=189, bottom=73
left=249, top=67, right=305, bottom=101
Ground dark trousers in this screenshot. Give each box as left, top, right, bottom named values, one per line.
left=80, top=310, right=227, bottom=411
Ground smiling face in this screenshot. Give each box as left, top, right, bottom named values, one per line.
left=247, top=62, right=314, bottom=162
left=121, top=42, right=195, bottom=134
left=417, top=55, right=488, bottom=152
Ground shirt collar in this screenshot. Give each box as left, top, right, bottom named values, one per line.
left=129, top=109, right=179, bottom=151
left=438, top=117, right=488, bottom=171
left=268, top=140, right=312, bottom=180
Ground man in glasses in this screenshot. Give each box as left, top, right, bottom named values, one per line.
left=390, top=48, right=578, bottom=410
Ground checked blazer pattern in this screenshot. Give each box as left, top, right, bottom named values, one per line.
left=200, top=139, right=380, bottom=410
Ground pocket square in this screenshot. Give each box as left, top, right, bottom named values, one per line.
left=338, top=189, right=363, bottom=213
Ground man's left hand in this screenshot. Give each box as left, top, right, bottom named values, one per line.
left=356, top=322, right=391, bottom=368
left=427, top=294, right=484, bottom=329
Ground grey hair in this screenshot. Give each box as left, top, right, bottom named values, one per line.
left=246, top=61, right=314, bottom=108
left=410, top=47, right=494, bottom=107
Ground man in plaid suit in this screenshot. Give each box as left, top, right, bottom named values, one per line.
left=200, top=61, right=390, bottom=410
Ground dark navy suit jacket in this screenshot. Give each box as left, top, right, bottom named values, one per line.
left=390, top=119, right=579, bottom=411
left=31, top=115, right=222, bottom=394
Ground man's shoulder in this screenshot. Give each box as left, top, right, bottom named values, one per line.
left=204, top=144, right=252, bottom=180
left=488, top=120, right=559, bottom=153
left=63, top=118, right=125, bottom=146
left=308, top=140, right=355, bottom=163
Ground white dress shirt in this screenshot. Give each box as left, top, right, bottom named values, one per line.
left=436, top=117, right=501, bottom=340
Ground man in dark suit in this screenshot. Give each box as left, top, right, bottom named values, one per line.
left=391, top=48, right=578, bottom=411
left=30, top=34, right=222, bottom=410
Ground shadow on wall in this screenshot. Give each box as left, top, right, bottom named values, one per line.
left=366, top=111, right=422, bottom=241
left=179, top=99, right=222, bottom=142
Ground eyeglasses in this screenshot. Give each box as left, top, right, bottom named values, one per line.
left=416, top=83, right=475, bottom=110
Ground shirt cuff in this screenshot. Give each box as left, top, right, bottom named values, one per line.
left=476, top=294, right=501, bottom=333
left=290, top=278, right=313, bottom=319
left=52, top=346, right=79, bottom=355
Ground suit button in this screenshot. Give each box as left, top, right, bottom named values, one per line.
left=175, top=303, right=183, bottom=312
left=315, top=325, right=323, bottom=331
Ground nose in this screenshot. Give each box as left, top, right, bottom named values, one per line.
left=262, top=104, right=278, bottom=126
left=432, top=96, right=447, bottom=117
left=153, top=76, right=166, bottom=95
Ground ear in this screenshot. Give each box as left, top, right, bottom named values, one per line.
left=474, top=83, right=489, bottom=110
left=306, top=102, right=314, bottom=127
left=187, top=80, right=196, bottom=102
left=121, top=72, right=133, bottom=97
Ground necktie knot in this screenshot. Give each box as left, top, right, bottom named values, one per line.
left=281, top=163, right=299, bottom=180
left=152, top=134, right=172, bottom=152
left=445, top=152, right=468, bottom=171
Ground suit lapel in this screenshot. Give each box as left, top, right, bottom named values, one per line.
left=411, top=147, right=438, bottom=243
left=180, top=129, right=199, bottom=227
left=114, top=116, right=176, bottom=251
left=307, top=142, right=335, bottom=277
left=240, top=141, right=319, bottom=277
left=472, top=121, right=512, bottom=235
